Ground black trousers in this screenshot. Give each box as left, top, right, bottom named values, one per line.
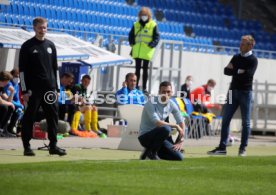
left=0, top=104, right=13, bottom=129
left=7, top=109, right=21, bottom=133
left=135, top=58, right=149, bottom=90
left=21, top=90, right=58, bottom=149
left=58, top=104, right=76, bottom=124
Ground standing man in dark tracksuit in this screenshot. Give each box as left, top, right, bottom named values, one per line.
left=19, top=17, right=66, bottom=156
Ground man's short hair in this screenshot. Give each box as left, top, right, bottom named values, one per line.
left=125, top=73, right=136, bottom=81
left=207, top=79, right=216, bottom=86
left=185, top=75, right=192, bottom=81
left=242, top=35, right=255, bottom=46
left=81, top=74, right=91, bottom=80
left=0, top=71, right=13, bottom=81
left=10, top=68, right=19, bottom=76
left=61, top=72, right=74, bottom=79
left=33, top=17, right=47, bottom=26
left=159, top=81, right=172, bottom=90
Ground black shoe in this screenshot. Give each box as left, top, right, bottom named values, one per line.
left=140, top=149, right=149, bottom=160
left=49, top=146, right=67, bottom=156
left=207, top=147, right=226, bottom=155
left=24, top=148, right=35, bottom=156
left=238, top=148, right=246, bottom=157
left=0, top=130, right=4, bottom=137
left=147, top=151, right=160, bottom=160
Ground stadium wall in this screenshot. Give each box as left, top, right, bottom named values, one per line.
left=0, top=48, right=18, bottom=71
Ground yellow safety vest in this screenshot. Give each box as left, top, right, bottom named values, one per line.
left=132, top=20, right=156, bottom=60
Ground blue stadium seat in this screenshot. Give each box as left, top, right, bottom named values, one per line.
left=12, top=15, right=19, bottom=25
left=55, top=8, right=61, bottom=20
left=61, top=8, right=67, bottom=20
left=90, top=14, right=97, bottom=24
left=51, top=19, right=58, bottom=29
left=45, top=6, right=51, bottom=18
left=41, top=6, right=47, bottom=17
left=28, top=4, right=35, bottom=16
left=10, top=3, right=18, bottom=14
left=0, top=4, right=6, bottom=14
left=76, top=0, right=83, bottom=9
left=24, top=16, right=32, bottom=26
left=83, top=1, right=89, bottom=10
left=55, top=0, right=64, bottom=7
left=4, top=4, right=12, bottom=14
left=5, top=14, right=13, bottom=24
left=42, top=0, right=50, bottom=5
left=47, top=20, right=53, bottom=28
left=76, top=12, right=82, bottom=22
left=17, top=3, right=24, bottom=15
left=68, top=0, right=74, bottom=8
left=71, top=10, right=77, bottom=21
left=17, top=15, right=24, bottom=25
left=63, top=21, right=69, bottom=30
left=0, top=13, right=6, bottom=24
left=94, top=2, right=101, bottom=12
left=68, top=22, right=75, bottom=31
left=82, top=11, right=88, bottom=23
left=57, top=21, right=63, bottom=29
left=50, top=7, right=56, bottom=19
left=34, top=7, right=40, bottom=17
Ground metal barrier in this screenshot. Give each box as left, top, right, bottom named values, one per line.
left=252, top=80, right=276, bottom=134
left=117, top=39, right=183, bottom=94
left=149, top=40, right=183, bottom=93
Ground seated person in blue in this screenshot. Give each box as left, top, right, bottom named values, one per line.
left=58, top=72, right=75, bottom=124
left=4, top=68, right=24, bottom=135
left=138, top=81, right=185, bottom=160
left=0, top=71, right=15, bottom=137
left=115, top=73, right=145, bottom=105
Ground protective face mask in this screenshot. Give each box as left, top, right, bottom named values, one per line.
left=141, top=16, right=148, bottom=22
left=186, top=80, right=192, bottom=87
left=207, top=86, right=214, bottom=92
left=12, top=77, right=19, bottom=84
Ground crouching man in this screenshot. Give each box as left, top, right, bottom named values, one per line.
left=138, top=81, right=184, bottom=160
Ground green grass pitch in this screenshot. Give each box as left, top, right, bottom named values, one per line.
left=0, top=146, right=276, bottom=194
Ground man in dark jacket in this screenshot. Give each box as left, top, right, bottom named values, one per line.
left=207, top=35, right=258, bottom=157
left=19, top=17, right=66, bottom=156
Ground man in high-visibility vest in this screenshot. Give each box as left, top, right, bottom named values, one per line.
left=129, top=7, right=160, bottom=92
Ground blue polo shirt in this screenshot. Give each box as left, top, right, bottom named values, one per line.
left=115, top=87, right=145, bottom=105
left=4, top=81, right=23, bottom=109
left=58, top=85, right=72, bottom=105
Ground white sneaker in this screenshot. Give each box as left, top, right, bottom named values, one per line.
left=238, top=149, right=246, bottom=157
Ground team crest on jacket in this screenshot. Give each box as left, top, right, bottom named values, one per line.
left=47, top=47, right=52, bottom=54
